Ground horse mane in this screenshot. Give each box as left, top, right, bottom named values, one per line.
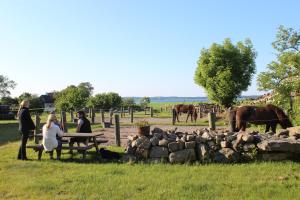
left=266, top=104, right=292, bottom=128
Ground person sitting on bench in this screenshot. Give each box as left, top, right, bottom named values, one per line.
left=42, top=114, right=64, bottom=160
left=69, top=111, right=92, bottom=152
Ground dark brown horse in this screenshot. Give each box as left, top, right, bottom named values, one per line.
left=230, top=104, right=292, bottom=132
left=173, top=104, right=198, bottom=123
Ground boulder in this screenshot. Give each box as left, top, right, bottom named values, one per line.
left=136, top=136, right=151, bottom=149
left=287, top=126, right=300, bottom=139
left=127, top=135, right=138, bottom=141
left=153, top=132, right=163, bottom=140
left=159, top=139, right=169, bottom=147
left=241, top=133, right=254, bottom=143
left=150, top=137, right=159, bottom=146
left=242, top=143, right=256, bottom=152
left=186, top=134, right=196, bottom=141
left=169, top=149, right=196, bottom=164
left=150, top=147, right=169, bottom=158
left=214, top=148, right=239, bottom=163
left=121, top=154, right=137, bottom=163
left=196, top=143, right=209, bottom=161
left=168, top=142, right=180, bottom=152
left=168, top=133, right=177, bottom=142
left=202, top=131, right=213, bottom=141
left=178, top=141, right=185, bottom=150
left=185, top=141, right=196, bottom=149
left=258, top=153, right=293, bottom=161
left=276, top=129, right=289, bottom=138
left=257, top=139, right=300, bottom=153
left=135, top=148, right=149, bottom=159
left=221, top=141, right=229, bottom=148
left=152, top=127, right=164, bottom=134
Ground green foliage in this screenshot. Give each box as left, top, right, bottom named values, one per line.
left=18, top=92, right=44, bottom=109
left=257, top=26, right=300, bottom=113
left=55, top=83, right=92, bottom=111
left=77, top=82, right=94, bottom=97
left=0, top=75, right=16, bottom=97
left=140, top=96, right=151, bottom=108
left=122, top=97, right=136, bottom=108
left=194, top=38, right=256, bottom=107
left=0, top=96, right=19, bottom=106
left=89, top=92, right=122, bottom=109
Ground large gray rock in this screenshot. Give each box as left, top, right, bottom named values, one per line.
left=257, top=139, right=300, bottom=153
left=159, top=138, right=169, bottom=147
left=168, top=142, right=180, bottom=152
left=287, top=126, right=300, bottom=139
left=169, top=149, right=196, bottom=164
left=243, top=143, right=256, bottom=152
left=136, top=136, right=151, bottom=149
left=150, top=137, right=159, bottom=146
left=214, top=148, right=240, bottom=163
left=186, top=134, right=196, bottom=141
left=150, top=146, right=169, bottom=158
left=185, top=141, right=196, bottom=149
left=168, top=133, right=177, bottom=142
left=135, top=148, right=149, bottom=159
left=258, top=153, right=293, bottom=161
left=196, top=143, right=209, bottom=161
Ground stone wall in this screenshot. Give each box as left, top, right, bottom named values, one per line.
left=122, top=127, right=300, bottom=164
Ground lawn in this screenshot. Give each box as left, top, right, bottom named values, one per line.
left=1, top=121, right=300, bottom=199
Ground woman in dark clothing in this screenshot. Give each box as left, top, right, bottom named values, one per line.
left=17, top=100, right=35, bottom=160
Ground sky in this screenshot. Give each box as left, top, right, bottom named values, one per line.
left=0, top=0, right=300, bottom=97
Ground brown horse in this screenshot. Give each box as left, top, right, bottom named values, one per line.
left=230, top=104, right=292, bottom=132
left=173, top=104, right=198, bottom=123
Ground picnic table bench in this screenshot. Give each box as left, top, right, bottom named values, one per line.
left=27, top=133, right=108, bottom=160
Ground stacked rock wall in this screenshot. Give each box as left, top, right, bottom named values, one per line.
left=123, top=127, right=300, bottom=164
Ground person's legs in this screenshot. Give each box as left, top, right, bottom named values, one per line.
left=56, top=139, right=62, bottom=160
left=18, top=132, right=29, bottom=160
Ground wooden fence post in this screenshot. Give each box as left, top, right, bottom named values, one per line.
left=34, top=114, right=40, bottom=144
left=100, top=109, right=105, bottom=123
left=208, top=112, right=216, bottom=131
left=130, top=108, right=134, bottom=123
left=109, top=108, right=113, bottom=125
left=91, top=109, right=95, bottom=124
left=172, top=108, right=176, bottom=125
left=150, top=107, right=154, bottom=118
left=115, top=114, right=121, bottom=146
left=61, top=111, right=68, bottom=133
left=121, top=107, right=124, bottom=118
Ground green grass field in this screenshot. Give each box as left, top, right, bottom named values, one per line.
left=1, top=121, right=300, bottom=199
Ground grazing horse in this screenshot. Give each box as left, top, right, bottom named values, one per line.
left=173, top=104, right=198, bottom=123
left=231, top=104, right=292, bottom=132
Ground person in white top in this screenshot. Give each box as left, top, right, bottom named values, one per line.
left=42, top=114, right=64, bottom=160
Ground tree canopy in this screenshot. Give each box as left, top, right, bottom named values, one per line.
left=89, top=92, right=122, bottom=109
left=257, top=26, right=300, bottom=111
left=194, top=38, right=256, bottom=107
left=0, top=75, right=16, bottom=98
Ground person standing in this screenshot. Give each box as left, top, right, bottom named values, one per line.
left=17, top=100, right=35, bottom=160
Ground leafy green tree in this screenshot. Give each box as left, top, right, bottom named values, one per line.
left=78, top=82, right=94, bottom=97
left=140, top=97, right=151, bottom=108
left=18, top=93, right=44, bottom=109
left=257, top=26, right=300, bottom=112
left=0, top=96, right=19, bottom=105
left=122, top=97, right=136, bottom=108
left=89, top=92, right=122, bottom=109
left=0, top=75, right=16, bottom=97
left=194, top=38, right=256, bottom=107
left=55, top=86, right=89, bottom=111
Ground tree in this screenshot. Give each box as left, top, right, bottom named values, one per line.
left=122, top=97, right=136, bottom=108
left=78, top=82, right=94, bottom=97
left=257, top=26, right=300, bottom=112
left=0, top=96, right=19, bottom=106
left=0, top=75, right=16, bottom=97
left=18, top=92, right=44, bottom=109
left=89, top=92, right=122, bottom=109
left=140, top=97, right=151, bottom=108
left=194, top=38, right=256, bottom=107
left=55, top=85, right=89, bottom=111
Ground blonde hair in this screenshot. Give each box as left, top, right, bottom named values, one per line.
left=17, top=100, right=30, bottom=118
left=46, top=114, right=57, bottom=129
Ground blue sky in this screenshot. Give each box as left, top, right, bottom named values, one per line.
left=0, top=0, right=299, bottom=97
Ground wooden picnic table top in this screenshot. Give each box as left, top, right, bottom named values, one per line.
left=36, top=133, right=104, bottom=138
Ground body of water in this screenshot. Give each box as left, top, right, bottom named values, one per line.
left=128, top=96, right=259, bottom=104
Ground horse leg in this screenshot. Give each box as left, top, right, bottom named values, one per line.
left=186, top=113, right=189, bottom=123
left=265, top=124, right=270, bottom=133
left=271, top=123, right=277, bottom=133
left=176, top=112, right=180, bottom=122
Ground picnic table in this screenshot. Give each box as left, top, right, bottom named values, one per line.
left=27, top=132, right=108, bottom=160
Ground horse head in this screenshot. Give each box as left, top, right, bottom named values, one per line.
left=268, top=104, right=293, bottom=128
